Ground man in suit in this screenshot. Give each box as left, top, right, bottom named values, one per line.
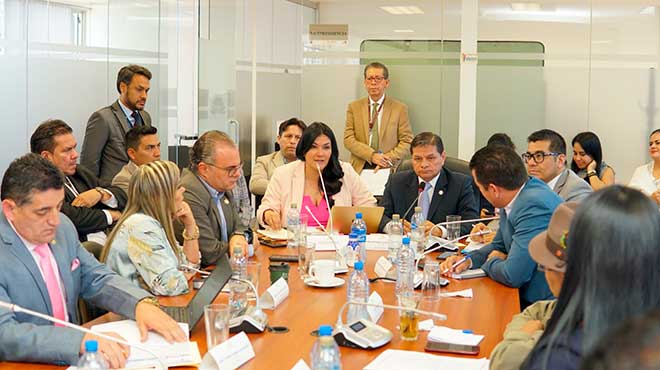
left=524, top=129, right=592, bottom=202
left=343, top=62, right=413, bottom=173
left=31, top=120, right=126, bottom=242
left=378, top=132, right=478, bottom=236
left=81, top=65, right=153, bottom=182
left=179, top=130, right=248, bottom=266
left=0, top=154, right=185, bottom=367
left=441, top=145, right=562, bottom=308
left=112, top=125, right=161, bottom=194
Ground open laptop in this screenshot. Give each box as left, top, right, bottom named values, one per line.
left=160, top=255, right=232, bottom=332
left=330, top=206, right=384, bottom=234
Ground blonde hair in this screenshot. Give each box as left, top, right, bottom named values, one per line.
left=102, top=160, right=181, bottom=262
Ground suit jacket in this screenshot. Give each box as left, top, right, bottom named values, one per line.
left=249, top=151, right=286, bottom=196
left=177, top=169, right=245, bottom=267
left=378, top=168, right=479, bottom=234
left=61, top=165, right=127, bottom=241
left=111, top=160, right=139, bottom=195
left=257, top=160, right=377, bottom=228
left=81, top=100, right=152, bottom=183
left=470, top=177, right=562, bottom=306
left=553, top=168, right=592, bottom=202
left=343, top=96, right=413, bottom=173
left=0, top=212, right=149, bottom=365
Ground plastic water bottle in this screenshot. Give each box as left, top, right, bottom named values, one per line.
left=310, top=325, right=342, bottom=370
left=385, top=214, right=403, bottom=263
left=395, top=237, right=415, bottom=296
left=230, top=246, right=247, bottom=279
left=351, top=213, right=367, bottom=262
left=77, top=340, right=108, bottom=370
left=287, top=203, right=301, bottom=249
left=346, top=261, right=370, bottom=323
left=346, top=232, right=358, bottom=267
left=410, top=207, right=426, bottom=256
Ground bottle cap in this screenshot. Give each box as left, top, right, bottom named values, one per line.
left=414, top=206, right=422, bottom=212
left=354, top=261, right=364, bottom=270
left=402, top=237, right=410, bottom=244
left=392, top=214, right=400, bottom=221
left=355, top=212, right=363, bottom=219
left=84, top=340, right=99, bottom=353
left=290, top=203, right=297, bottom=209
left=319, top=325, right=333, bottom=336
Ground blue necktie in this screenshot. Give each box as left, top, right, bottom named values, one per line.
left=131, top=111, right=143, bottom=127
left=213, top=192, right=229, bottom=242
left=420, top=181, right=431, bottom=220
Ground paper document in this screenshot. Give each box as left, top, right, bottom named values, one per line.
left=463, top=240, right=487, bottom=253
left=428, top=326, right=485, bottom=346
left=440, top=288, right=474, bottom=298
left=366, top=233, right=389, bottom=250
left=451, top=269, right=486, bottom=280
left=363, top=349, right=489, bottom=370
left=90, top=320, right=201, bottom=367
left=257, top=228, right=289, bottom=240
left=306, top=234, right=348, bottom=251
left=360, top=169, right=390, bottom=196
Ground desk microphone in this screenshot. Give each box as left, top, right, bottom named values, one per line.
left=0, top=300, right=167, bottom=369
left=228, top=276, right=268, bottom=334
left=305, top=205, right=340, bottom=252
left=428, top=215, right=499, bottom=237
left=415, top=229, right=492, bottom=266
left=402, top=182, right=426, bottom=220
left=316, top=163, right=334, bottom=233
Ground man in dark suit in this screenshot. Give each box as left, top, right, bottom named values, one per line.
left=379, top=132, right=478, bottom=236
left=31, top=120, right=126, bottom=242
left=81, top=65, right=153, bottom=182
left=178, top=130, right=248, bottom=266
left=441, top=145, right=562, bottom=308
left=0, top=154, right=185, bottom=367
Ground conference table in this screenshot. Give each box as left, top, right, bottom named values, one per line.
left=0, top=242, right=520, bottom=369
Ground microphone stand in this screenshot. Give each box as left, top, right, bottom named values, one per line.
left=415, top=229, right=492, bottom=266
left=228, top=277, right=268, bottom=333
left=335, top=300, right=447, bottom=329
left=316, top=163, right=334, bottom=233
left=0, top=301, right=167, bottom=370
left=428, top=216, right=499, bottom=238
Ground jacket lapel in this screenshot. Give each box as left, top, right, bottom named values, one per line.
left=110, top=100, right=132, bottom=136
left=51, top=242, right=76, bottom=318
left=403, top=172, right=420, bottom=221
left=379, top=97, right=392, bottom=144
left=427, top=169, right=448, bottom=222
left=360, top=99, right=370, bottom=142
left=291, top=162, right=305, bottom=208
left=553, top=169, right=569, bottom=194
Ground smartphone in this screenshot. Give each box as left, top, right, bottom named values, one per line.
left=425, top=340, right=480, bottom=355
left=269, top=254, right=298, bottom=263
left=436, top=251, right=456, bottom=260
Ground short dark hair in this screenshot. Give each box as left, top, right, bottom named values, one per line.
left=125, top=125, right=158, bottom=151
left=410, top=132, right=444, bottom=155
left=528, top=129, right=567, bottom=155
left=1, top=153, right=64, bottom=206
left=278, top=117, right=306, bottom=136
left=469, top=145, right=527, bottom=190
left=296, top=122, right=344, bottom=203
left=30, top=119, right=73, bottom=154
left=116, top=64, right=152, bottom=93
left=487, top=133, right=516, bottom=151
left=363, top=62, right=389, bottom=80
left=580, top=309, right=660, bottom=370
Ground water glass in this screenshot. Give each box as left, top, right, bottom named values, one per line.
left=397, top=293, right=422, bottom=341
left=422, top=261, right=441, bottom=300
left=204, top=304, right=230, bottom=349
left=229, top=281, right=249, bottom=316
left=299, top=213, right=309, bottom=240
left=446, top=215, right=461, bottom=241
left=298, top=241, right=316, bottom=279
left=245, top=261, right=261, bottom=299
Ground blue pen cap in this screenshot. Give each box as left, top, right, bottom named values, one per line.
left=402, top=237, right=410, bottom=244
left=319, top=325, right=333, bottom=336
left=354, top=261, right=364, bottom=270
left=355, top=212, right=363, bottom=219
left=84, top=340, right=99, bottom=353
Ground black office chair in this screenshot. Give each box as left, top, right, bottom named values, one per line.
left=443, top=157, right=471, bottom=176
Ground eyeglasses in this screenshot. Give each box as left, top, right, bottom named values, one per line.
left=365, top=76, right=386, bottom=83
left=205, top=162, right=243, bottom=176
left=521, top=151, right=560, bottom=164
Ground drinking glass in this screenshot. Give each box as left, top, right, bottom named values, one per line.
left=204, top=304, right=230, bottom=348
left=398, top=293, right=422, bottom=341
left=446, top=215, right=462, bottom=241
left=422, top=261, right=441, bottom=300
left=298, top=241, right=316, bottom=279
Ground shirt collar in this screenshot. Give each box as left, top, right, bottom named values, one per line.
left=198, top=175, right=224, bottom=199
left=117, top=99, right=135, bottom=119
left=546, top=171, right=563, bottom=191
left=369, top=94, right=386, bottom=106
left=417, top=172, right=441, bottom=190
left=504, top=183, right=525, bottom=216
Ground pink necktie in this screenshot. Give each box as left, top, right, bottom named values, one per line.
left=34, top=244, right=66, bottom=325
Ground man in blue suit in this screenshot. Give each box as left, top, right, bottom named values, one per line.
left=441, top=145, right=562, bottom=308
left=0, top=154, right=186, bottom=367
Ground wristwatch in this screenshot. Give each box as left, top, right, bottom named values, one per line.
left=138, top=296, right=160, bottom=308
left=94, top=187, right=105, bottom=198
left=586, top=170, right=597, bottom=178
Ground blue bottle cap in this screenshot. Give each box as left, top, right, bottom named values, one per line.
left=319, top=325, right=333, bottom=336
left=402, top=237, right=410, bottom=244
left=354, top=261, right=364, bottom=270
left=355, top=212, right=363, bottom=219
left=84, top=340, right=99, bottom=353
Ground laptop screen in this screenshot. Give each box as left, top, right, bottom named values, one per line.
left=185, top=255, right=233, bottom=330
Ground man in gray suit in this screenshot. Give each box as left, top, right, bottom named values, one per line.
left=179, top=131, right=248, bottom=266
left=81, top=65, right=153, bottom=183
left=524, top=129, right=592, bottom=202
left=0, top=154, right=185, bottom=367
left=112, top=125, right=161, bottom=194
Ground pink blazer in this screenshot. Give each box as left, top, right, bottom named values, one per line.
left=257, top=160, right=377, bottom=228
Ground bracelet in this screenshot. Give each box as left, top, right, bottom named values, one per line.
left=182, top=224, right=200, bottom=241
left=586, top=170, right=597, bottom=178
left=138, top=296, right=160, bottom=308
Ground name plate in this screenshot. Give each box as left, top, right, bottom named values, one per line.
left=260, top=277, right=289, bottom=309
left=208, top=332, right=255, bottom=370
left=374, top=256, right=393, bottom=278
left=367, top=292, right=384, bottom=323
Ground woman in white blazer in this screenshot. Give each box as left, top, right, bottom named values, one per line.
left=257, top=122, right=376, bottom=230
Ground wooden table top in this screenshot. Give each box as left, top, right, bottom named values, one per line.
left=0, top=245, right=520, bottom=369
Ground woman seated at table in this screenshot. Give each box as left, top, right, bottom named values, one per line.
left=628, top=129, right=660, bottom=205
left=102, top=160, right=200, bottom=296
left=520, top=186, right=660, bottom=370
left=570, top=131, right=615, bottom=190
left=257, top=122, right=376, bottom=230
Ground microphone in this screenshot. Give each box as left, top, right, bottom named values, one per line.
left=415, top=229, right=492, bottom=266
left=316, top=162, right=334, bottom=233
left=228, top=277, right=268, bottom=333
left=402, top=182, right=426, bottom=220
left=428, top=215, right=499, bottom=237
left=0, top=300, right=167, bottom=369
left=304, top=205, right=340, bottom=253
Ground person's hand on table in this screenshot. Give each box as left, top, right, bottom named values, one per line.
left=520, top=320, right=544, bottom=335
left=440, top=255, right=471, bottom=276
left=487, top=250, right=507, bottom=261
left=229, top=235, right=248, bottom=257
left=80, top=332, right=129, bottom=369
left=135, top=299, right=187, bottom=343
left=263, top=209, right=282, bottom=230
left=470, top=223, right=492, bottom=243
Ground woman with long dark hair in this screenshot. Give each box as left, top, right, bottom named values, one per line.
left=521, top=186, right=660, bottom=370
left=570, top=132, right=615, bottom=190
left=257, top=122, right=376, bottom=230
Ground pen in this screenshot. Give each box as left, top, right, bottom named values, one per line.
left=442, top=255, right=471, bottom=274
left=378, top=150, right=394, bottom=167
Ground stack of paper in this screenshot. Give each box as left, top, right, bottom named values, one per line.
left=366, top=233, right=389, bottom=250
left=306, top=234, right=348, bottom=251
left=451, top=268, right=486, bottom=280
left=364, top=349, right=489, bottom=370
left=428, top=326, right=485, bottom=346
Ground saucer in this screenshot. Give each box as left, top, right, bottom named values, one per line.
left=304, top=276, right=345, bottom=288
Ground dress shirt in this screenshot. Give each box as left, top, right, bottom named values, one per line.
left=368, top=94, right=386, bottom=147
left=546, top=172, right=562, bottom=192
left=503, top=185, right=525, bottom=218
left=199, top=177, right=229, bottom=243
left=118, top=99, right=137, bottom=127
left=416, top=173, right=449, bottom=236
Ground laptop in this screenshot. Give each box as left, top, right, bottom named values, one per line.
left=330, top=206, right=384, bottom=234
left=160, top=255, right=232, bottom=332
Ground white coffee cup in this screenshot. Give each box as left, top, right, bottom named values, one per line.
left=309, top=259, right=336, bottom=284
